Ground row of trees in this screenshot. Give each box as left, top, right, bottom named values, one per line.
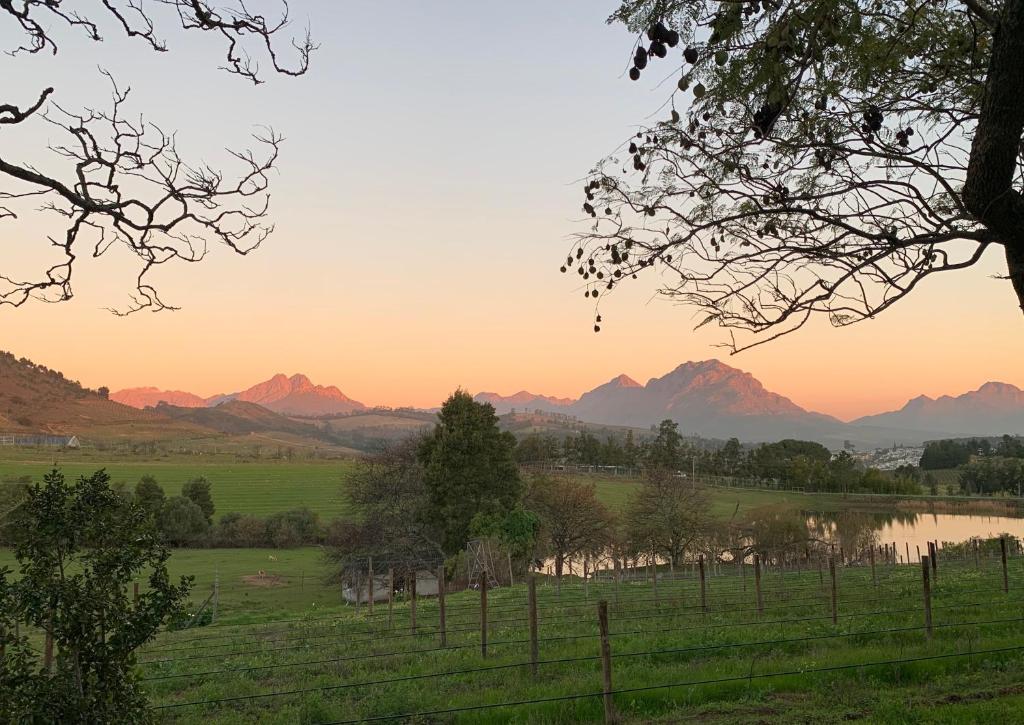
left=921, top=435, right=1024, bottom=470
left=327, top=392, right=891, bottom=587
left=959, top=458, right=1024, bottom=497
left=515, top=421, right=921, bottom=495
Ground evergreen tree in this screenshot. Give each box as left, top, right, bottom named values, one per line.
left=418, top=391, right=521, bottom=555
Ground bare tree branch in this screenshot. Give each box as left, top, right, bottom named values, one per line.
left=0, top=1, right=315, bottom=311
left=573, top=0, right=1022, bottom=351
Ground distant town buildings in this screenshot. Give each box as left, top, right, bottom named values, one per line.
left=850, top=445, right=923, bottom=470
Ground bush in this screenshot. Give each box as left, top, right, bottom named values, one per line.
left=158, top=497, right=209, bottom=546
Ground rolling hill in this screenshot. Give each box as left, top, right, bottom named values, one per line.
left=0, top=351, right=205, bottom=441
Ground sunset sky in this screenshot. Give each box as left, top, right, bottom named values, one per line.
left=2, top=0, right=1022, bottom=421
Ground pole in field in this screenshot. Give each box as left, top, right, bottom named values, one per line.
left=699, top=554, right=707, bottom=614
left=437, top=565, right=447, bottom=648
left=368, top=557, right=374, bottom=616
left=1001, top=537, right=1009, bottom=593
left=921, top=555, right=933, bottom=638
left=480, top=570, right=489, bottom=658
left=387, top=567, right=394, bottom=630
left=410, top=570, right=417, bottom=634
left=754, top=554, right=764, bottom=615
left=829, top=557, right=838, bottom=625
left=597, top=600, right=616, bottom=724
left=528, top=575, right=539, bottom=677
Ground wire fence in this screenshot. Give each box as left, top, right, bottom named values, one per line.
left=142, top=550, right=1024, bottom=723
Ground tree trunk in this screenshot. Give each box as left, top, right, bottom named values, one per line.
left=963, top=0, right=1024, bottom=312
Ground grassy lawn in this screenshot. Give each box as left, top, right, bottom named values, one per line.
left=0, top=454, right=356, bottom=520
left=135, top=555, right=1024, bottom=723
left=590, top=476, right=830, bottom=520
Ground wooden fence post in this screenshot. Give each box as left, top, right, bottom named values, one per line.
left=699, top=554, right=707, bottom=614
left=438, top=565, right=447, bottom=648
left=368, top=557, right=374, bottom=616
left=528, top=575, right=539, bottom=677
left=597, top=600, right=616, bottom=724
left=387, top=567, right=394, bottom=630
left=480, top=570, right=488, bottom=659
left=974, top=539, right=980, bottom=569
left=584, top=556, right=589, bottom=602
left=921, top=555, right=932, bottom=639
left=1001, top=537, right=1009, bottom=593
left=651, top=551, right=658, bottom=606
left=754, top=554, right=764, bottom=615
left=410, top=571, right=417, bottom=634
left=508, top=552, right=514, bottom=588
left=905, top=542, right=911, bottom=567
left=829, top=557, right=838, bottom=625
left=869, top=546, right=876, bottom=586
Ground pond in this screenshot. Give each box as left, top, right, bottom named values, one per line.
left=809, top=511, right=1024, bottom=563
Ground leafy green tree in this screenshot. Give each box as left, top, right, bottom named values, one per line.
left=920, top=440, right=974, bottom=470
left=573, top=1, right=1024, bottom=346
left=0, top=469, right=190, bottom=722
left=134, top=475, right=165, bottom=517
left=181, top=477, right=215, bottom=523
left=515, top=433, right=561, bottom=463
left=158, top=496, right=209, bottom=546
left=646, top=419, right=683, bottom=470
left=265, top=508, right=320, bottom=548
left=996, top=435, right=1024, bottom=459
left=418, top=391, right=521, bottom=555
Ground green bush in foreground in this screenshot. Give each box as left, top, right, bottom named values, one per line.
left=0, top=469, right=191, bottom=723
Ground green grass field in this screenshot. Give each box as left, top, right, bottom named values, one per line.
left=0, top=453, right=356, bottom=520
left=135, top=554, right=1024, bottom=723
left=1, top=451, right=820, bottom=526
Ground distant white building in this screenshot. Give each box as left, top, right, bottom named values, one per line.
left=0, top=433, right=79, bottom=449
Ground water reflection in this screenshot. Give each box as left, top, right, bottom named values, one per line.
left=808, top=511, right=1024, bottom=562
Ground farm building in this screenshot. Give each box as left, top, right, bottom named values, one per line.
left=342, top=569, right=441, bottom=604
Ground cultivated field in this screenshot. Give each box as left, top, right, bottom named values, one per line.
left=138, top=552, right=1024, bottom=723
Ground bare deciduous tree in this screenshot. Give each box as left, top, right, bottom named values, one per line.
left=527, top=475, right=615, bottom=584
left=572, top=0, right=1023, bottom=351
left=1, top=1, right=315, bottom=312
left=626, top=468, right=710, bottom=568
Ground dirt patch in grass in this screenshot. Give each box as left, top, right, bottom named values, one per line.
left=241, top=574, right=286, bottom=587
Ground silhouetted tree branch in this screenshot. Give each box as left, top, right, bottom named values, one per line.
left=572, top=0, right=1022, bottom=351
left=0, top=0, right=315, bottom=311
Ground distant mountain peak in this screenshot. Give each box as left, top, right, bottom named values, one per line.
left=853, top=380, right=1024, bottom=436
left=609, top=374, right=642, bottom=388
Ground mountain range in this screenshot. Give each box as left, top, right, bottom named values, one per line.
left=109, top=360, right=1024, bottom=448
left=475, top=361, right=1024, bottom=447
left=113, top=373, right=365, bottom=417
